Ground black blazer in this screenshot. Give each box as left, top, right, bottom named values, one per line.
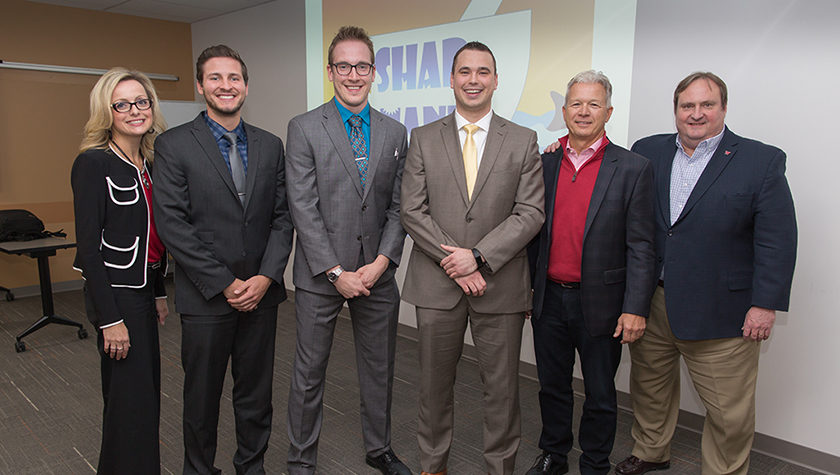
left=529, top=142, right=656, bottom=336
left=71, top=147, right=166, bottom=327
left=632, top=127, right=797, bottom=340
left=153, top=114, right=294, bottom=315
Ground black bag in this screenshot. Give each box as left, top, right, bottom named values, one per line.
left=0, top=209, right=66, bottom=242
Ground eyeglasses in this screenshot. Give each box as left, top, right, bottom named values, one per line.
left=112, top=98, right=152, bottom=113
left=331, top=62, right=373, bottom=76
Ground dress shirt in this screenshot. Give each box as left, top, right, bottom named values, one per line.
left=565, top=134, right=606, bottom=171
left=203, top=111, right=248, bottom=175
left=455, top=110, right=493, bottom=167
left=669, top=128, right=725, bottom=225
left=335, top=98, right=371, bottom=153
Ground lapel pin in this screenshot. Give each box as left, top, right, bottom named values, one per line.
left=724, top=150, right=731, bottom=155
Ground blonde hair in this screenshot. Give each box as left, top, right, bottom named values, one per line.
left=80, top=67, right=167, bottom=162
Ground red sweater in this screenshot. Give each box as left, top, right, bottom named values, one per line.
left=547, top=135, right=609, bottom=282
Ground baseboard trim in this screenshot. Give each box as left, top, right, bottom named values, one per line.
left=395, top=322, right=839, bottom=475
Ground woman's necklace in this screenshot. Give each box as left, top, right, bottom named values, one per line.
left=110, top=140, right=149, bottom=188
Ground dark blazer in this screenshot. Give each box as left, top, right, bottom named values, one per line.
left=152, top=114, right=293, bottom=315
left=71, top=147, right=166, bottom=327
left=529, top=142, right=656, bottom=336
left=285, top=100, right=407, bottom=295
left=632, top=127, right=797, bottom=340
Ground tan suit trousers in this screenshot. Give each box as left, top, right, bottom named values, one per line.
left=416, top=297, right=525, bottom=475
left=628, top=286, right=760, bottom=475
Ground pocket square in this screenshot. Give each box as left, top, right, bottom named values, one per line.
left=394, top=148, right=399, bottom=158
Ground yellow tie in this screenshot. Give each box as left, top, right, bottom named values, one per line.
left=462, top=124, right=479, bottom=198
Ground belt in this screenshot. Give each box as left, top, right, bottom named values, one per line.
left=553, top=281, right=580, bottom=289
left=657, top=279, right=664, bottom=288
left=147, top=261, right=162, bottom=270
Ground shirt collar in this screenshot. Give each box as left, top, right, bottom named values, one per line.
left=455, top=109, right=493, bottom=132
left=676, top=126, right=725, bottom=157
left=203, top=111, right=246, bottom=143
left=563, top=133, right=607, bottom=156
left=334, top=97, right=370, bottom=126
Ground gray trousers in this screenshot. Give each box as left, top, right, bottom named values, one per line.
left=286, top=279, right=400, bottom=474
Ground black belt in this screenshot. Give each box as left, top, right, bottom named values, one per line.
left=147, top=261, right=162, bottom=270
left=550, top=280, right=580, bottom=289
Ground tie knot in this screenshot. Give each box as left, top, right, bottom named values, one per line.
left=348, top=115, right=363, bottom=128
left=223, top=131, right=238, bottom=145
left=463, top=123, right=479, bottom=136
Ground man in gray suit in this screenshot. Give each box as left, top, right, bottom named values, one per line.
left=153, top=45, right=293, bottom=474
left=401, top=41, right=545, bottom=475
left=284, top=26, right=410, bottom=475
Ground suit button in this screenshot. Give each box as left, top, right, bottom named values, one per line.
left=667, top=230, right=673, bottom=237
left=241, top=251, right=246, bottom=256
left=362, top=205, right=367, bottom=211
left=466, top=216, right=473, bottom=223
left=357, top=236, right=362, bottom=241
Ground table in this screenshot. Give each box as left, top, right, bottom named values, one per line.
left=0, top=237, right=88, bottom=352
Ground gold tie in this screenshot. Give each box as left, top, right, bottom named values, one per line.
left=462, top=124, right=479, bottom=198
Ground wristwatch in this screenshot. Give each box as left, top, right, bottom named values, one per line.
left=326, top=266, right=344, bottom=283
left=472, top=248, right=487, bottom=270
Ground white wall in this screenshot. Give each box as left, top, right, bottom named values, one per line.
left=628, top=0, right=840, bottom=457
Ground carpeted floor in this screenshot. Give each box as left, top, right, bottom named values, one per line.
left=0, top=281, right=822, bottom=474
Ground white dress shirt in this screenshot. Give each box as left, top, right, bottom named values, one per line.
left=454, top=110, right=493, bottom=167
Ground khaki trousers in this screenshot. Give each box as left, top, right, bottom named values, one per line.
left=628, top=286, right=760, bottom=475
left=416, top=298, right=525, bottom=475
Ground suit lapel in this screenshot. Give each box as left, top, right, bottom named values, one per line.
left=190, top=115, right=238, bottom=201
left=583, top=143, right=617, bottom=240
left=674, top=128, right=738, bottom=225
left=544, top=151, right=562, bottom=244
left=470, top=114, right=505, bottom=209
left=323, top=102, right=364, bottom=198
left=243, top=122, right=261, bottom=211
left=362, top=109, right=387, bottom=202
left=440, top=115, right=470, bottom=206
left=657, top=135, right=678, bottom=225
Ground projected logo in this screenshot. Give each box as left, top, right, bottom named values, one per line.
left=370, top=11, right=531, bottom=135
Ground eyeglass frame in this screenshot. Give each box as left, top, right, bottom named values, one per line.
left=330, top=62, right=374, bottom=76
left=111, top=98, right=152, bottom=113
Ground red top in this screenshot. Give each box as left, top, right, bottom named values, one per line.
left=547, top=135, right=609, bottom=283
left=141, top=168, right=165, bottom=263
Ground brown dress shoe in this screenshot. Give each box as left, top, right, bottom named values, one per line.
left=614, top=455, right=670, bottom=475
left=420, top=471, right=446, bottom=475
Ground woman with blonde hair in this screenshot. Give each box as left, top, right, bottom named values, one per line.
left=71, top=67, right=168, bottom=474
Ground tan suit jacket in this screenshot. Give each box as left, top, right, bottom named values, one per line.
left=401, top=112, right=544, bottom=313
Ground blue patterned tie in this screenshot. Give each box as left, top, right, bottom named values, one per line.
left=348, top=115, right=368, bottom=190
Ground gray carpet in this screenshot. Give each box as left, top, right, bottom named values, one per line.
left=0, top=282, right=821, bottom=474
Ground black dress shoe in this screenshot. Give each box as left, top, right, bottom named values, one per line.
left=365, top=449, right=411, bottom=475
left=525, top=451, right=569, bottom=475
left=614, top=455, right=670, bottom=475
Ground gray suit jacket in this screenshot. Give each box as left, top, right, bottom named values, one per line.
left=153, top=114, right=294, bottom=315
left=401, top=113, right=545, bottom=313
left=285, top=100, right=408, bottom=294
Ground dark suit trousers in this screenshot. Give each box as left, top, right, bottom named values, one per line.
left=90, top=271, right=161, bottom=475
left=180, top=305, right=278, bottom=475
left=532, top=281, right=621, bottom=475
left=286, top=279, right=399, bottom=475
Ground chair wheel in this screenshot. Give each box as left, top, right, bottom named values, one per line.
left=15, top=341, right=26, bottom=353
left=4, top=291, right=12, bottom=302
left=78, top=328, right=88, bottom=339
